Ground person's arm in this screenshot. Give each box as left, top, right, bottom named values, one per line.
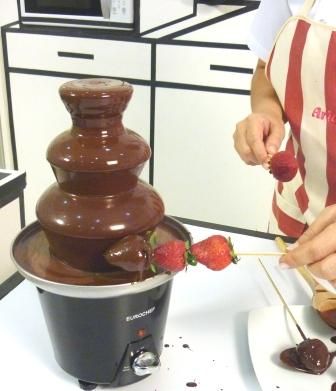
left=233, top=59, right=285, bottom=166
left=251, top=60, right=285, bottom=122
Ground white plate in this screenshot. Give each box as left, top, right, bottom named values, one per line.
left=248, top=305, right=336, bottom=391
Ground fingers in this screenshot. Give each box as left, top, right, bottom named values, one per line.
left=308, top=253, right=336, bottom=281
left=233, top=120, right=259, bottom=165
left=233, top=115, right=268, bottom=165
left=245, top=122, right=269, bottom=163
left=233, top=113, right=284, bottom=166
left=265, top=121, right=285, bottom=155
left=280, top=221, right=336, bottom=280
left=298, top=205, right=336, bottom=245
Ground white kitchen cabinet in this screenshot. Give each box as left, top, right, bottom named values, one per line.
left=0, top=198, right=21, bottom=281
left=156, top=44, right=255, bottom=90
left=154, top=88, right=275, bottom=231
left=154, top=35, right=275, bottom=232
left=0, top=169, right=25, bottom=284
left=6, top=32, right=151, bottom=80
left=10, top=73, right=150, bottom=224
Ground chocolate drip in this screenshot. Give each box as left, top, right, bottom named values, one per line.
left=103, top=234, right=153, bottom=272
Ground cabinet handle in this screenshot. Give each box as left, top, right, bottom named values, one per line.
left=57, top=51, right=94, bottom=60
left=210, top=64, right=253, bottom=74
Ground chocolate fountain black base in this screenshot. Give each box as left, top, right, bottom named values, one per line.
left=37, top=280, right=173, bottom=388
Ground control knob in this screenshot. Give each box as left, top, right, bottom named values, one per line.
left=132, top=351, right=160, bottom=376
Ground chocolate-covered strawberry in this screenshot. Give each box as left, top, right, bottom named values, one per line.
left=280, top=338, right=332, bottom=375
left=103, top=234, right=152, bottom=272
left=190, top=235, right=239, bottom=271
left=269, top=151, right=298, bottom=182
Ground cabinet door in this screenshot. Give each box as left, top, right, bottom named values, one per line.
left=10, top=74, right=150, bottom=224
left=0, top=198, right=21, bottom=282
left=154, top=88, right=275, bottom=232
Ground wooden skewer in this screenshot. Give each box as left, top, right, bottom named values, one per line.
left=235, top=251, right=285, bottom=256
left=257, top=257, right=308, bottom=341
left=275, top=236, right=289, bottom=253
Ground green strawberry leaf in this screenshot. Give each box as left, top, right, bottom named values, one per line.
left=149, top=262, right=157, bottom=273
left=186, top=251, right=197, bottom=266
left=148, top=231, right=158, bottom=248
left=227, top=236, right=240, bottom=264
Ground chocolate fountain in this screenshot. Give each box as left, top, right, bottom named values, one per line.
left=11, top=78, right=191, bottom=390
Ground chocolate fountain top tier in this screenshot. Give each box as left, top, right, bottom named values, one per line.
left=47, top=79, right=151, bottom=174
left=60, top=78, right=133, bottom=127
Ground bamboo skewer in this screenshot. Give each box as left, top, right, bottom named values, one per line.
left=257, top=257, right=308, bottom=341
left=235, top=251, right=285, bottom=257
left=275, top=236, right=289, bottom=253
left=234, top=236, right=289, bottom=256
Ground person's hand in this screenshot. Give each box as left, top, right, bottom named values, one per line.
left=233, top=112, right=285, bottom=166
left=279, top=205, right=336, bottom=284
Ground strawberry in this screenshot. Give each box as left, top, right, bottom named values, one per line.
left=190, top=235, right=238, bottom=271
left=153, top=240, right=189, bottom=272
left=269, top=151, right=298, bottom=182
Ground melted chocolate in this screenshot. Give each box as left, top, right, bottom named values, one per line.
left=12, top=217, right=189, bottom=286
left=103, top=234, right=152, bottom=272
left=35, top=79, right=165, bottom=272
left=280, top=338, right=334, bottom=375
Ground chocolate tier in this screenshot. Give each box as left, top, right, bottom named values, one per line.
left=35, top=79, right=164, bottom=272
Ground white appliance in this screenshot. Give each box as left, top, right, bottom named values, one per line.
left=18, top=0, right=196, bottom=33
left=19, top=0, right=135, bottom=31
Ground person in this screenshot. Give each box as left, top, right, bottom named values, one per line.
left=233, top=0, right=336, bottom=285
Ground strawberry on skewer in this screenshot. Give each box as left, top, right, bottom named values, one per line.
left=103, top=233, right=284, bottom=274
left=152, top=235, right=285, bottom=273
left=268, top=151, right=298, bottom=182
left=190, top=235, right=238, bottom=271
left=152, top=235, right=239, bottom=272
left=152, top=240, right=188, bottom=272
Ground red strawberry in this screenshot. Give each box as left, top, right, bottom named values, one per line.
left=153, top=240, right=188, bottom=272
left=269, top=151, right=298, bottom=182
left=190, top=235, right=238, bottom=271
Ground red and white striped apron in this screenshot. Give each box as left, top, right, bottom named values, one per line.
left=266, top=0, right=336, bottom=238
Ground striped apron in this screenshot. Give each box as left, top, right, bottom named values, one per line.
left=266, top=0, right=336, bottom=238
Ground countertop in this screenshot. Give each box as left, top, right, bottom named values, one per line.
left=0, top=222, right=312, bottom=390
left=0, top=169, right=25, bottom=208
left=143, top=3, right=256, bottom=45
left=4, top=3, right=258, bottom=47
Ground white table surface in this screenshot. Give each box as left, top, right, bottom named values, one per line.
left=0, top=224, right=312, bottom=391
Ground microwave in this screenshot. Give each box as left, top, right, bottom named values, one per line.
left=18, top=0, right=196, bottom=33
left=18, top=0, right=135, bottom=31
